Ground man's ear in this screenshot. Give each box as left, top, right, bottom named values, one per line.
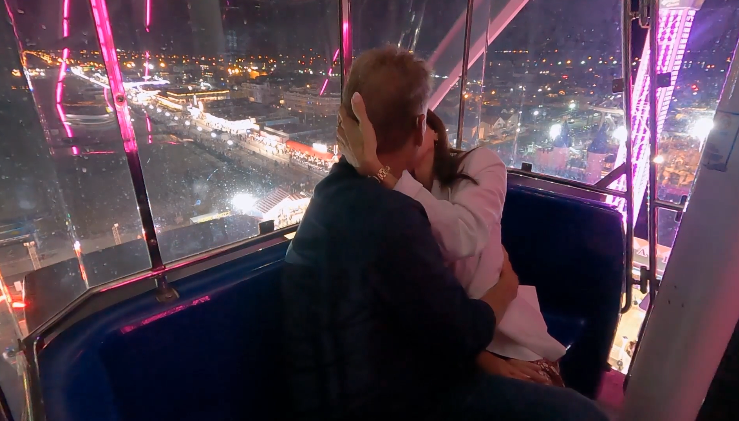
left=413, top=114, right=427, bottom=147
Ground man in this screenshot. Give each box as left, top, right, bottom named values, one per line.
left=281, top=47, right=607, bottom=420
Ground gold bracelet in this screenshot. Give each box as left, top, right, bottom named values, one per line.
left=371, top=165, right=391, bottom=183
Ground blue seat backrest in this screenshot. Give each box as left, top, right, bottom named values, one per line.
left=37, top=242, right=290, bottom=421
left=502, top=185, right=624, bottom=397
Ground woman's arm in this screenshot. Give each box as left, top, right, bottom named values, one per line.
left=393, top=148, right=507, bottom=261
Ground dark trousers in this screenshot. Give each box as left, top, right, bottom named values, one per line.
left=433, top=372, right=610, bottom=420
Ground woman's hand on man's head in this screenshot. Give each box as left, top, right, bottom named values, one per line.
left=337, top=93, right=382, bottom=177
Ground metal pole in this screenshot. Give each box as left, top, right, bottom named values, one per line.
left=647, top=0, right=659, bottom=306
left=455, top=0, right=476, bottom=149
left=621, top=0, right=635, bottom=313
left=88, top=0, right=164, bottom=272
left=339, top=0, right=352, bottom=92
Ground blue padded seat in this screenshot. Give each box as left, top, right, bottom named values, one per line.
left=502, top=184, right=624, bottom=398
left=37, top=242, right=290, bottom=421
left=35, top=184, right=624, bottom=420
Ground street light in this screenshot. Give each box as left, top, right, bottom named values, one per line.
left=613, top=126, right=627, bottom=143
left=185, top=121, right=191, bottom=126
left=197, top=126, right=202, bottom=131
left=550, top=123, right=562, bottom=139
left=210, top=132, right=217, bottom=138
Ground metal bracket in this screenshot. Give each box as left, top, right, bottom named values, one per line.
left=258, top=220, right=275, bottom=235
left=154, top=275, right=179, bottom=303
left=612, top=78, right=625, bottom=94
left=520, top=162, right=533, bottom=172
left=595, top=162, right=627, bottom=189
left=639, top=265, right=649, bottom=294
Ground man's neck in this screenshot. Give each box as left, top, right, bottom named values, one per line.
left=376, top=154, right=409, bottom=179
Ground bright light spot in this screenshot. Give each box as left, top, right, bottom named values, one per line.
left=185, top=120, right=191, bottom=126
left=653, top=155, right=665, bottom=164
left=581, top=60, right=586, bottom=65
left=568, top=102, right=576, bottom=109
left=231, top=193, right=256, bottom=213
left=227, top=140, right=234, bottom=146
left=165, top=112, right=171, bottom=117
left=197, top=126, right=202, bottom=131
left=156, top=108, right=162, bottom=113
left=313, top=143, right=328, bottom=153
left=174, top=116, right=179, bottom=121
left=613, top=126, right=627, bottom=143
left=690, top=117, right=714, bottom=143
left=533, top=110, right=540, bottom=116
left=211, top=132, right=217, bottom=138
left=148, top=105, right=154, bottom=109
left=550, top=124, right=562, bottom=139
left=73, top=240, right=81, bottom=252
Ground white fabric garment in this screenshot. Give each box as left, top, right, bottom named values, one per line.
left=394, top=147, right=566, bottom=362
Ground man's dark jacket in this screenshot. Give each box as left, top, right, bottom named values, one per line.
left=281, top=160, right=496, bottom=419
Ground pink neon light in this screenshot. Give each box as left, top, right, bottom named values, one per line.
left=62, top=0, right=70, bottom=37
left=90, top=0, right=139, bottom=153
left=319, top=48, right=340, bottom=96
left=144, top=50, right=150, bottom=78
left=71, top=145, right=79, bottom=155
left=145, top=0, right=151, bottom=32
left=319, top=79, right=329, bottom=96
left=120, top=296, right=211, bottom=334
left=146, top=112, right=153, bottom=144
left=607, top=8, right=696, bottom=224
left=55, top=48, right=73, bottom=137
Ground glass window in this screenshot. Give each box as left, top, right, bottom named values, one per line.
left=468, top=0, right=623, bottom=184
left=2, top=1, right=152, bottom=329
left=102, top=0, right=339, bottom=262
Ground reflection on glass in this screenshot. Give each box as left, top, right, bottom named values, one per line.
left=471, top=0, right=623, bottom=184
left=102, top=0, right=339, bottom=262
left=2, top=1, right=153, bottom=324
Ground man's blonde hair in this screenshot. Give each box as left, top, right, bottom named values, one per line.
left=342, top=47, right=431, bottom=154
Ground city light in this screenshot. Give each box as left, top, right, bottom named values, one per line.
left=197, top=126, right=202, bottom=131
left=165, top=112, right=171, bottom=117
left=654, top=155, right=665, bottom=164
left=227, top=140, right=234, bottom=146
left=231, top=193, right=256, bottom=213
left=612, top=126, right=627, bottom=143
left=549, top=124, right=562, bottom=139
left=568, top=102, right=576, bottom=110
left=533, top=110, right=540, bottom=116
left=690, top=117, right=714, bottom=143
left=185, top=120, right=191, bottom=126
left=210, top=132, right=217, bottom=138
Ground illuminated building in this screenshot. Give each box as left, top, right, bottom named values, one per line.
left=608, top=0, right=703, bottom=223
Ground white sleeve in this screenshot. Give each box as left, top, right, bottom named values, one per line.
left=394, top=148, right=507, bottom=261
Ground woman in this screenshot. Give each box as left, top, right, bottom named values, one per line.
left=337, top=93, right=567, bottom=386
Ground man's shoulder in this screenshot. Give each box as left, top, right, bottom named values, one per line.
left=317, top=169, right=426, bottom=215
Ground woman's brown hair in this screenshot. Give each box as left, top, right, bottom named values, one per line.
left=427, top=109, right=478, bottom=188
